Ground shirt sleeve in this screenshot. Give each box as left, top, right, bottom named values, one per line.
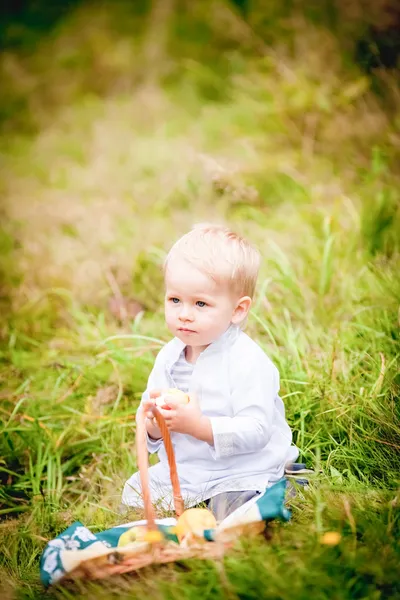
left=208, top=355, right=278, bottom=459
left=136, top=346, right=167, bottom=454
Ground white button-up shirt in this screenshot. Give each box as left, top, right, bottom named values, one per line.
left=122, top=325, right=299, bottom=509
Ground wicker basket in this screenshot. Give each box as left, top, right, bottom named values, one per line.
left=68, top=406, right=225, bottom=580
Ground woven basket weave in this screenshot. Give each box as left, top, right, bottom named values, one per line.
left=68, top=407, right=225, bottom=580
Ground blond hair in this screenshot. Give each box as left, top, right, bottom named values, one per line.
left=164, top=223, right=260, bottom=298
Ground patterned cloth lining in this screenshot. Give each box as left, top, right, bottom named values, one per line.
left=40, top=478, right=297, bottom=586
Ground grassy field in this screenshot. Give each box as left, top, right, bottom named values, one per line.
left=0, top=1, right=399, bottom=598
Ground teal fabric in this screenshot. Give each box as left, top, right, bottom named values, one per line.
left=203, top=479, right=290, bottom=541
left=40, top=522, right=128, bottom=586
left=256, top=479, right=291, bottom=521
left=40, top=480, right=290, bottom=587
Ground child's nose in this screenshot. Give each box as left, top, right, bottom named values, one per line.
left=179, top=305, right=194, bottom=321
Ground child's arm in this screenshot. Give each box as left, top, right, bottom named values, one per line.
left=136, top=347, right=169, bottom=452
left=208, top=357, right=280, bottom=459
left=142, top=389, right=177, bottom=440
left=159, top=358, right=279, bottom=453
left=149, top=349, right=284, bottom=457
left=159, top=395, right=214, bottom=444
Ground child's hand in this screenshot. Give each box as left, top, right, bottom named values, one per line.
left=142, top=389, right=165, bottom=416
left=142, top=389, right=167, bottom=440
left=158, top=393, right=214, bottom=445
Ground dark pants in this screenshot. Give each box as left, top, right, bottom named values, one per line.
left=205, top=490, right=260, bottom=521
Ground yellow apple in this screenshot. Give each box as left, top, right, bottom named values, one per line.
left=175, top=508, right=217, bottom=541
left=155, top=388, right=190, bottom=410
left=117, top=526, right=163, bottom=547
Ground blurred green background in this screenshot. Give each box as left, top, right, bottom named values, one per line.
left=0, top=1, right=399, bottom=599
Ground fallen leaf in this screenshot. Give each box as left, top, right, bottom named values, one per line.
left=320, top=531, right=341, bottom=546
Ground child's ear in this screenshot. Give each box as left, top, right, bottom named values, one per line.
left=231, top=296, right=252, bottom=325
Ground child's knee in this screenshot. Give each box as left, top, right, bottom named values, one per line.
left=209, top=490, right=259, bottom=521
left=121, top=473, right=142, bottom=507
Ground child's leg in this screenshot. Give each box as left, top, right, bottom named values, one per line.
left=121, top=470, right=143, bottom=507
left=207, top=490, right=260, bottom=521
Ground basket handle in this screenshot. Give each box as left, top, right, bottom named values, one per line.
left=136, top=406, right=184, bottom=531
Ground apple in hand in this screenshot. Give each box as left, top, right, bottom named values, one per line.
left=155, top=388, right=190, bottom=410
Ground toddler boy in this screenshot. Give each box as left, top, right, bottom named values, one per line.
left=122, top=224, right=298, bottom=519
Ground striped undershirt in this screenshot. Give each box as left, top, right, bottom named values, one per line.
left=170, top=350, right=194, bottom=393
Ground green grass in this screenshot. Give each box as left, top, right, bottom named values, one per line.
left=0, top=1, right=399, bottom=598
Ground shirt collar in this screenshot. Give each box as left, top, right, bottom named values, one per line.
left=165, top=324, right=240, bottom=367
left=203, top=323, right=240, bottom=356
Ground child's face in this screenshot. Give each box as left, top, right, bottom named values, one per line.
left=164, top=257, right=240, bottom=350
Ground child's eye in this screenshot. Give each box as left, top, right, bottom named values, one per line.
left=170, top=297, right=180, bottom=304
left=196, top=301, right=207, bottom=307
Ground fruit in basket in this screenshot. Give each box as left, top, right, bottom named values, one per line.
left=118, top=526, right=163, bottom=547
left=175, top=508, right=217, bottom=541
left=155, top=388, right=190, bottom=410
